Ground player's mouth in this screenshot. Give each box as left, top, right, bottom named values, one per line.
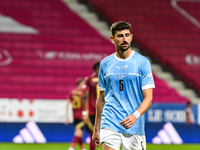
left=121, top=42, right=128, bottom=46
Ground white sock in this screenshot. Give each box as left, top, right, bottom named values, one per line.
left=68, top=147, right=74, bottom=150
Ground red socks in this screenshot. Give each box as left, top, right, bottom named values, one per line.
left=89, top=134, right=96, bottom=150
left=71, top=136, right=84, bottom=149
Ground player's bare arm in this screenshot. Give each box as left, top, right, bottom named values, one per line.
left=82, top=90, right=89, bottom=124
left=65, top=99, right=70, bottom=125
left=92, top=91, right=105, bottom=147
left=120, top=88, right=153, bottom=129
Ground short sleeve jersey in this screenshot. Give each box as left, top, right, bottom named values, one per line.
left=98, top=51, right=155, bottom=135
left=84, top=73, right=99, bottom=116
left=68, top=88, right=84, bottom=120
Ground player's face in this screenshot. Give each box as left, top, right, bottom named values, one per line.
left=111, top=29, right=133, bottom=51
left=80, top=80, right=85, bottom=89
left=96, top=66, right=100, bottom=75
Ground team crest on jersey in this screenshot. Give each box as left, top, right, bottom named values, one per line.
left=124, top=65, right=128, bottom=70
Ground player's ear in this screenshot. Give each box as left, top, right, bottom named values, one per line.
left=130, top=34, right=133, bottom=41
left=110, top=36, right=115, bottom=44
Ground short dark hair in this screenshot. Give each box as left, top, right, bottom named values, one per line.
left=93, top=61, right=100, bottom=71
left=110, top=21, right=132, bottom=36
left=76, top=78, right=84, bottom=86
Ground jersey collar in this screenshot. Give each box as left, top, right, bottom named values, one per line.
left=114, top=50, right=135, bottom=61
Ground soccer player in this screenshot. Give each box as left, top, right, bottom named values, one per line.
left=66, top=78, right=86, bottom=150
left=185, top=101, right=195, bottom=124
left=92, top=21, right=155, bottom=150
left=82, top=62, right=100, bottom=150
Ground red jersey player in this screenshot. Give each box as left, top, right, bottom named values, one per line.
left=66, top=78, right=86, bottom=150
left=185, top=101, right=195, bottom=124
left=82, top=62, right=100, bottom=150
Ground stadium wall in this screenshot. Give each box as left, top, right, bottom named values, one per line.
left=0, top=99, right=200, bottom=143
left=0, top=122, right=199, bottom=143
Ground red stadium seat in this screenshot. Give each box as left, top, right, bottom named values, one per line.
left=87, top=0, right=200, bottom=93
left=0, top=0, right=190, bottom=103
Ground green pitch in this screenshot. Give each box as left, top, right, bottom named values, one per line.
left=0, top=143, right=200, bottom=150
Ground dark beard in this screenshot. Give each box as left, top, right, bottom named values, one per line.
left=119, top=46, right=129, bottom=51
left=119, top=42, right=129, bottom=51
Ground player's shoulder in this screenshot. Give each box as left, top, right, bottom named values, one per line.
left=133, top=51, right=150, bottom=65
left=72, top=87, right=84, bottom=95
left=69, top=88, right=76, bottom=95
left=85, top=73, right=94, bottom=80
left=100, top=53, right=115, bottom=65
left=84, top=73, right=95, bottom=85
left=84, top=74, right=90, bottom=81
left=134, top=51, right=149, bottom=61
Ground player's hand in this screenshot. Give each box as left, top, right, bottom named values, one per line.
left=120, top=114, right=137, bottom=129
left=92, top=130, right=100, bottom=147
left=82, top=115, right=88, bottom=124
left=65, top=118, right=69, bottom=125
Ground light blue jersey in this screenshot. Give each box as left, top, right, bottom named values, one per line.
left=99, top=51, right=155, bottom=135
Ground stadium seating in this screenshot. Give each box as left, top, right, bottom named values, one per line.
left=86, top=0, right=200, bottom=92
left=0, top=0, right=113, bottom=99
left=0, top=0, right=189, bottom=103
left=153, top=75, right=188, bottom=103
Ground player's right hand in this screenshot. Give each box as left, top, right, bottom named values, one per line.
left=120, top=114, right=137, bottom=129
left=92, top=131, right=100, bottom=147
left=65, top=118, right=69, bottom=125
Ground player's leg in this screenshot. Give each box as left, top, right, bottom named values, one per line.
left=90, top=132, right=96, bottom=150
left=69, top=132, right=79, bottom=150
left=87, top=115, right=96, bottom=150
left=102, top=143, right=116, bottom=150
left=69, top=120, right=85, bottom=150
left=75, top=128, right=84, bottom=150
left=121, top=134, right=146, bottom=150
left=75, top=121, right=86, bottom=150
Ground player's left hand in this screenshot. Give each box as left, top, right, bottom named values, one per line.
left=82, top=114, right=88, bottom=124
left=120, top=114, right=137, bottom=129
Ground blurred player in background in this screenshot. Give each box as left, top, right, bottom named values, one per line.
left=185, top=101, right=195, bottom=125
left=66, top=78, right=86, bottom=150
left=82, top=62, right=100, bottom=150
left=92, top=21, right=155, bottom=150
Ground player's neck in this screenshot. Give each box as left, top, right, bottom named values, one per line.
left=116, top=49, right=133, bottom=59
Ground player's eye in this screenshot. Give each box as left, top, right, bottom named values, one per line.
left=117, top=34, right=123, bottom=38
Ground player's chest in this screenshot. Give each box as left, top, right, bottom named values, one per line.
left=105, top=62, right=141, bottom=81
left=106, top=61, right=139, bottom=74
